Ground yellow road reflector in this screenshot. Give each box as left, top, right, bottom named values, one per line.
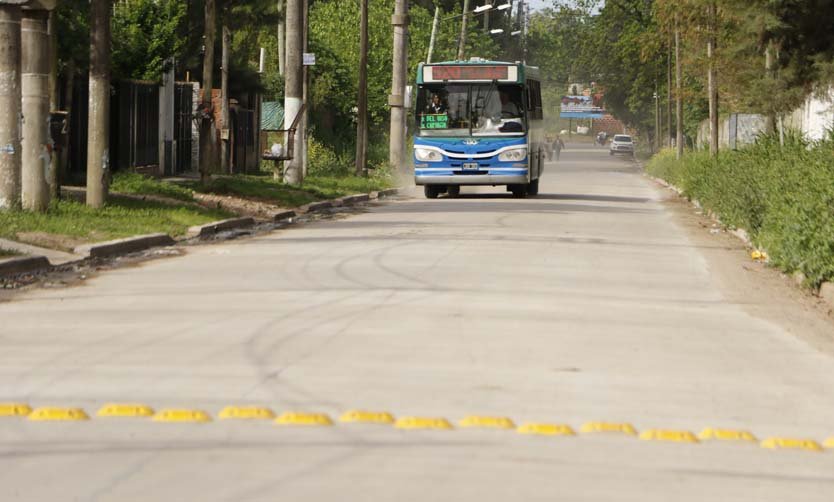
left=516, top=423, right=575, bottom=436
left=218, top=406, right=276, bottom=420
left=97, top=403, right=154, bottom=418
left=824, top=437, right=834, bottom=449
left=0, top=403, right=32, bottom=417
left=761, top=437, right=822, bottom=452
left=458, top=416, right=515, bottom=429
left=28, top=407, right=89, bottom=421
left=698, top=428, right=756, bottom=442
left=394, top=417, right=453, bottom=430
left=580, top=422, right=637, bottom=436
left=751, top=250, right=768, bottom=261
left=639, top=429, right=699, bottom=443
left=275, top=412, right=333, bottom=426
left=339, top=410, right=395, bottom=424
left=152, top=409, right=211, bottom=423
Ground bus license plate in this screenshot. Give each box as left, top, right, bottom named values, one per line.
left=463, top=162, right=479, bottom=170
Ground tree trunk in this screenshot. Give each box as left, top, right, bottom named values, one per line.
left=355, top=0, right=368, bottom=176
left=707, top=3, right=718, bottom=157
left=86, top=0, right=111, bottom=208
left=764, top=43, right=776, bottom=134
left=457, top=0, right=469, bottom=60
left=220, top=24, right=230, bottom=173
left=667, top=37, right=673, bottom=148
left=283, top=0, right=304, bottom=184
left=675, top=17, right=683, bottom=160
left=277, top=0, right=285, bottom=76
left=0, top=4, right=22, bottom=210
left=199, top=0, right=216, bottom=184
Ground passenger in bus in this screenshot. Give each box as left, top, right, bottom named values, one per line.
left=427, top=94, right=447, bottom=114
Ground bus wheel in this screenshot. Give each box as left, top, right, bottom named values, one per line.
left=424, top=185, right=441, bottom=199
left=447, top=185, right=460, bottom=198
left=527, top=178, right=539, bottom=196
left=510, top=185, right=527, bottom=198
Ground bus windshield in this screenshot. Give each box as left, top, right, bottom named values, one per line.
left=416, top=83, right=525, bottom=137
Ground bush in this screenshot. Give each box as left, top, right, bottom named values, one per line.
left=307, top=137, right=351, bottom=176
left=646, top=133, right=834, bottom=287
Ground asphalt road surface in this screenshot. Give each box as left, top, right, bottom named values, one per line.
left=2, top=144, right=834, bottom=501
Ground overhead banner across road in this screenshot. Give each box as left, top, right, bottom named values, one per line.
left=560, top=95, right=605, bottom=119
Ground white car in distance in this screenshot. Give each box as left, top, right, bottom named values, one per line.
left=609, top=134, right=635, bottom=157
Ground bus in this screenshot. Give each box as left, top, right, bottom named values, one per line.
left=413, top=59, right=544, bottom=199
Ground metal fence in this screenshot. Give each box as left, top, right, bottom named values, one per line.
left=173, top=83, right=193, bottom=175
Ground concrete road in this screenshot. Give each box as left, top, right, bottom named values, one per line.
left=2, top=144, right=834, bottom=501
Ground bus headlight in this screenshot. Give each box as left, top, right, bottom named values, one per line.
left=498, top=148, right=527, bottom=162
left=414, top=148, right=443, bottom=162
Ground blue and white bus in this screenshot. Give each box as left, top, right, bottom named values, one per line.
left=413, top=59, right=545, bottom=198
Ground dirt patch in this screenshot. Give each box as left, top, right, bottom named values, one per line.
left=193, top=192, right=291, bottom=219
left=650, top=178, right=834, bottom=355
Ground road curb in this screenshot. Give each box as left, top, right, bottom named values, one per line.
left=187, top=217, right=255, bottom=239
left=272, top=210, right=296, bottom=222
left=0, top=255, right=51, bottom=278
left=74, top=233, right=176, bottom=259
left=339, top=193, right=371, bottom=205
left=299, top=201, right=333, bottom=214
left=378, top=188, right=400, bottom=198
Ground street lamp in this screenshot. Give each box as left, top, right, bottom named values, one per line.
left=474, top=4, right=492, bottom=13
left=490, top=28, right=504, bottom=35
left=496, top=2, right=511, bottom=10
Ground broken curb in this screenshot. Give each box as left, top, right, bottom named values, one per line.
left=820, top=282, right=834, bottom=310
left=0, top=256, right=51, bottom=278
left=378, top=188, right=399, bottom=197
left=74, top=233, right=176, bottom=259
left=187, top=217, right=255, bottom=239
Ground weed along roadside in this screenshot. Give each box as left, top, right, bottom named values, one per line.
left=644, top=135, right=834, bottom=310
left=0, top=172, right=399, bottom=287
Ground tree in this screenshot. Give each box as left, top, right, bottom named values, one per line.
left=111, top=0, right=186, bottom=81
left=198, top=0, right=217, bottom=184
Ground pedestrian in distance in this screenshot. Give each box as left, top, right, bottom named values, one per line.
left=554, top=135, right=565, bottom=161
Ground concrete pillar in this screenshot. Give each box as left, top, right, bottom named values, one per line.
left=0, top=3, right=22, bottom=210
left=20, top=8, right=50, bottom=211
left=86, top=0, right=111, bottom=207
left=388, top=0, right=409, bottom=171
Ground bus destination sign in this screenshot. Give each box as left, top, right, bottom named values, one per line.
left=429, top=65, right=509, bottom=81
left=421, top=114, right=448, bottom=129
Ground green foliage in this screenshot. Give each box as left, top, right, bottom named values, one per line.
left=110, top=172, right=195, bottom=202
left=0, top=199, right=230, bottom=242
left=647, top=134, right=834, bottom=287
left=112, top=0, right=187, bottom=81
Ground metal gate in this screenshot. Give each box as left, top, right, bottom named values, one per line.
left=113, top=81, right=159, bottom=171
left=173, top=83, right=193, bottom=174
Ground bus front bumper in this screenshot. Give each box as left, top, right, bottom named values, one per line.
left=415, top=172, right=529, bottom=186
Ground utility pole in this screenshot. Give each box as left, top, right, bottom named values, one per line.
left=199, top=0, right=216, bottom=185
left=483, top=1, right=490, bottom=32
left=355, top=0, right=368, bottom=175
left=675, top=16, right=683, bottom=160
left=221, top=24, right=230, bottom=173
left=21, top=7, right=50, bottom=211
left=300, top=0, right=308, bottom=178
left=0, top=2, right=22, bottom=210
left=86, top=0, right=111, bottom=208
left=764, top=43, right=776, bottom=134
left=388, top=0, right=409, bottom=171
left=283, top=0, right=303, bottom=184
left=457, top=0, right=469, bottom=60
left=277, top=0, right=285, bottom=76
left=48, top=11, right=59, bottom=198
left=706, top=2, right=718, bottom=157
left=426, top=6, right=439, bottom=64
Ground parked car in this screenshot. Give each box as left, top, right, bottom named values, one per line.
left=609, top=134, right=634, bottom=157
